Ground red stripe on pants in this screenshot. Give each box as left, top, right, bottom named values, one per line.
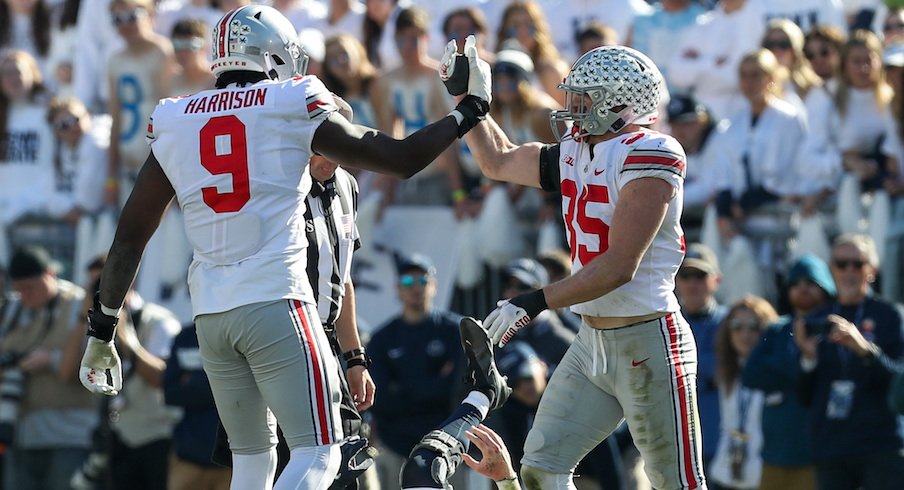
left=666, top=313, right=698, bottom=489
left=293, top=300, right=331, bottom=445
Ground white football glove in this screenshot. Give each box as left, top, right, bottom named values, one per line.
left=79, top=337, right=122, bottom=396
left=439, top=35, right=491, bottom=105
left=484, top=300, right=531, bottom=347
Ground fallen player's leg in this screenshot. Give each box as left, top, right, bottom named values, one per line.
left=400, top=317, right=512, bottom=489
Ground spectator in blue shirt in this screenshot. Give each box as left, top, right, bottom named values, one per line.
left=676, top=243, right=727, bottom=469
left=367, top=253, right=464, bottom=490
left=743, top=255, right=835, bottom=490
left=793, top=234, right=904, bottom=490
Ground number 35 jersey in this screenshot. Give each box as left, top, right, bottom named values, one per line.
left=147, top=76, right=338, bottom=318
left=553, top=130, right=687, bottom=318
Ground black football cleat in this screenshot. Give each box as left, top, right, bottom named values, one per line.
left=459, top=317, right=511, bottom=412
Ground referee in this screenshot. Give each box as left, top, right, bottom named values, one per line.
left=290, top=102, right=377, bottom=489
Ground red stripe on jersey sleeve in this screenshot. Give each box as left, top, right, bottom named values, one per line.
left=624, top=155, right=686, bottom=171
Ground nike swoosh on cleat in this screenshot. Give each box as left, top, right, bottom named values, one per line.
left=631, top=357, right=650, bottom=367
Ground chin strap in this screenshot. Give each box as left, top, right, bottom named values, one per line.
left=263, top=51, right=278, bottom=80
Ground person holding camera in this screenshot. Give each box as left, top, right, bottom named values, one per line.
left=793, top=234, right=904, bottom=490
left=742, top=255, right=836, bottom=490
left=0, top=246, right=97, bottom=489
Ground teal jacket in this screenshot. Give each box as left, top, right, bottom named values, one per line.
left=741, top=316, right=813, bottom=467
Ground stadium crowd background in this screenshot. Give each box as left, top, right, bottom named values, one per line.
left=1, top=0, right=904, bottom=489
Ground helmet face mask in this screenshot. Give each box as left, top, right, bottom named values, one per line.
left=549, top=46, right=664, bottom=142
left=211, top=5, right=309, bottom=81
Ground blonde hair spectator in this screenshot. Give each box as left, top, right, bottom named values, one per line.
left=740, top=48, right=788, bottom=98
left=0, top=50, right=46, bottom=158
left=763, top=18, right=822, bottom=98
left=836, top=30, right=894, bottom=118
left=496, top=0, right=569, bottom=105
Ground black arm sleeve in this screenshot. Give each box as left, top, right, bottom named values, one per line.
left=539, top=144, right=561, bottom=192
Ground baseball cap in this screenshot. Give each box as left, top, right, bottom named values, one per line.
left=505, top=258, right=548, bottom=290
left=496, top=341, right=540, bottom=383
left=667, top=93, right=709, bottom=123
left=395, top=253, right=436, bottom=276
left=494, top=42, right=534, bottom=82
left=681, top=243, right=719, bottom=276
left=786, top=254, right=836, bottom=296
left=8, top=246, right=59, bottom=280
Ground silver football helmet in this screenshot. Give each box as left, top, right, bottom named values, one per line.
left=211, top=5, right=308, bottom=80
left=550, top=45, right=665, bottom=141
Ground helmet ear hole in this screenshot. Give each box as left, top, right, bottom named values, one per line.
left=271, top=54, right=286, bottom=66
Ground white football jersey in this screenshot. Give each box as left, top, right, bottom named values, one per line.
left=147, top=76, right=338, bottom=318
left=555, top=130, right=686, bottom=317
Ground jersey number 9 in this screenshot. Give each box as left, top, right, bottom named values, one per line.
left=200, top=115, right=251, bottom=213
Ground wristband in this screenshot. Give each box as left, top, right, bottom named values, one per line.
left=450, top=95, right=489, bottom=138
left=86, top=292, right=118, bottom=342
left=343, top=347, right=366, bottom=362
left=346, top=355, right=372, bottom=369
left=509, top=289, right=548, bottom=320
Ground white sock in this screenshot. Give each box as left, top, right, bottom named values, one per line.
left=274, top=443, right=342, bottom=490
left=463, top=390, right=490, bottom=420
left=231, top=448, right=277, bottom=490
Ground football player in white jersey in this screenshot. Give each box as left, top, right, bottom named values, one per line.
left=443, top=43, right=705, bottom=489
left=76, top=5, right=493, bottom=490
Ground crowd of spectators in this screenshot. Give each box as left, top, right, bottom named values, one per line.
left=2, top=0, right=904, bottom=489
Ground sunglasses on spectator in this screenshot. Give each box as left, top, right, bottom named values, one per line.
left=446, top=28, right=477, bottom=41
left=394, top=34, right=421, bottom=47
left=111, top=8, right=145, bottom=26
left=326, top=52, right=350, bottom=67
left=728, top=319, right=761, bottom=332
left=763, top=40, right=793, bottom=51
left=399, top=274, right=430, bottom=288
left=173, top=37, right=204, bottom=52
left=805, top=48, right=831, bottom=60
left=53, top=115, right=79, bottom=131
left=885, top=23, right=904, bottom=32
left=832, top=258, right=867, bottom=270
left=677, top=269, right=708, bottom=281
left=507, top=24, right=536, bottom=38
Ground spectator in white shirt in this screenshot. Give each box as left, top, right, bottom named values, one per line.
left=45, top=96, right=109, bottom=224
left=713, top=49, right=806, bottom=252
left=0, top=50, right=54, bottom=227
left=670, top=0, right=767, bottom=120
left=762, top=0, right=846, bottom=35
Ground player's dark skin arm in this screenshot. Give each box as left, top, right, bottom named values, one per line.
left=312, top=112, right=461, bottom=179
left=98, top=151, right=175, bottom=309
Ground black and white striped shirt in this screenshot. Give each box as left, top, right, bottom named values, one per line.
left=304, top=168, right=360, bottom=332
